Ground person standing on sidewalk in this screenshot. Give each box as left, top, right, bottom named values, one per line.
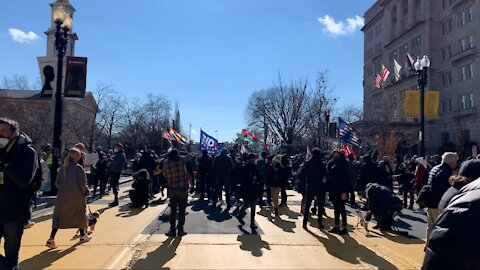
left=211, top=150, right=233, bottom=209
left=237, top=154, right=261, bottom=232
left=46, top=147, right=90, bottom=249
left=0, top=118, right=38, bottom=269
left=197, top=150, right=213, bottom=201
left=327, top=150, right=350, bottom=235
left=302, top=148, right=327, bottom=229
left=162, top=149, right=192, bottom=237
left=425, top=152, right=457, bottom=240
left=108, top=143, right=126, bottom=207
left=267, top=155, right=288, bottom=217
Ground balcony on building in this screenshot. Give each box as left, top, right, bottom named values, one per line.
left=452, top=47, right=476, bottom=65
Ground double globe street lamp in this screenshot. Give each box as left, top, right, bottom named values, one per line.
left=414, top=55, right=431, bottom=158
left=49, top=7, right=73, bottom=195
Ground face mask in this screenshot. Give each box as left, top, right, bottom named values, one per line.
left=0, top=138, right=9, bottom=149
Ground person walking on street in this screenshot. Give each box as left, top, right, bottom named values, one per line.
left=302, top=148, right=327, bottom=229
left=162, top=149, right=192, bottom=237
left=108, top=143, right=126, bottom=207
left=211, top=150, right=233, bottom=209
left=197, top=150, right=213, bottom=201
left=397, top=155, right=416, bottom=209
left=267, top=155, right=288, bottom=217
left=237, top=154, right=261, bottom=232
left=327, top=150, right=350, bottom=235
left=46, top=148, right=91, bottom=249
left=0, top=118, right=38, bottom=269
left=357, top=155, right=379, bottom=197
left=425, top=152, right=457, bottom=240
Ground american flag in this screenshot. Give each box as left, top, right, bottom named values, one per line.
left=338, top=118, right=362, bottom=148
left=381, top=65, right=390, bottom=82
left=375, top=74, right=383, bottom=88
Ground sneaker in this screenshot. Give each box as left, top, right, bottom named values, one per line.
left=45, top=239, right=57, bottom=249
left=339, top=228, right=349, bottom=235
left=24, top=221, right=35, bottom=229
left=177, top=229, right=187, bottom=237
left=165, top=230, right=176, bottom=237
left=79, top=235, right=92, bottom=242
left=328, top=227, right=341, bottom=234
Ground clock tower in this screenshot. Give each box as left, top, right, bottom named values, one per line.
left=45, top=0, right=78, bottom=57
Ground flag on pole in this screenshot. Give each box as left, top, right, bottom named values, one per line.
left=381, top=65, right=390, bottom=82
left=341, top=143, right=357, bottom=160
left=375, top=74, right=383, bottom=88
left=199, top=130, right=224, bottom=155
left=240, top=129, right=260, bottom=146
left=407, top=52, right=415, bottom=71
left=338, top=118, right=362, bottom=148
left=393, top=59, right=402, bottom=81
left=168, top=128, right=188, bottom=145
left=162, top=132, right=175, bottom=141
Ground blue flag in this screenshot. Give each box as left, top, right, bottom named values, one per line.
left=338, top=118, right=362, bottom=148
left=200, top=130, right=224, bottom=155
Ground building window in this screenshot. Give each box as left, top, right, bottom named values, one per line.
left=461, top=95, right=467, bottom=109
left=441, top=21, right=446, bottom=35
left=442, top=0, right=446, bottom=10
left=448, top=99, right=453, bottom=111
left=460, top=38, right=466, bottom=52
left=469, top=63, right=474, bottom=79
left=442, top=47, right=446, bottom=62
left=448, top=18, right=453, bottom=32
left=467, top=6, right=473, bottom=22
left=448, top=45, right=452, bottom=57
left=441, top=74, right=446, bottom=87
left=469, top=93, right=475, bottom=108
left=459, top=10, right=466, bottom=26
left=448, top=71, right=453, bottom=84
left=403, top=43, right=409, bottom=53
left=460, top=66, right=467, bottom=81
left=449, top=0, right=453, bottom=6
left=469, top=35, right=474, bottom=48
left=416, top=35, right=422, bottom=47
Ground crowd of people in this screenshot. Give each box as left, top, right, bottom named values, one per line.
left=1, top=116, right=480, bottom=269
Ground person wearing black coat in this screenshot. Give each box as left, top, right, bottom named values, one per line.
left=237, top=154, right=261, bottom=232
left=422, top=177, right=480, bottom=270
left=363, top=183, right=402, bottom=230
left=129, top=169, right=151, bottom=208
left=93, top=152, right=108, bottom=198
left=327, top=150, right=350, bottom=235
left=302, top=148, right=327, bottom=229
left=426, top=152, right=457, bottom=240
left=357, top=155, right=379, bottom=195
left=197, top=150, right=213, bottom=201
left=267, top=155, right=288, bottom=217
left=397, top=155, right=416, bottom=209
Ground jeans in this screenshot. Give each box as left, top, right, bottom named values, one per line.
left=109, top=172, right=121, bottom=202
left=0, top=220, right=25, bottom=270
left=239, top=199, right=258, bottom=226
left=281, top=187, right=287, bottom=205
left=403, top=189, right=415, bottom=208
left=213, top=180, right=231, bottom=208
left=333, top=201, right=347, bottom=227
left=168, top=188, right=188, bottom=230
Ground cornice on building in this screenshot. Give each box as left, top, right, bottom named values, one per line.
left=384, top=20, right=426, bottom=49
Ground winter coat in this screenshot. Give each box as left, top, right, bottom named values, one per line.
left=428, top=163, right=453, bottom=208
left=0, top=133, right=38, bottom=222
left=110, top=150, right=126, bottom=173
left=377, top=161, right=394, bottom=190
left=438, top=181, right=465, bottom=213
left=347, top=160, right=360, bottom=191
left=212, top=152, right=233, bottom=182
left=52, top=162, right=89, bottom=229
left=267, top=164, right=288, bottom=188
left=256, top=159, right=268, bottom=185
left=398, top=162, right=415, bottom=190
left=304, top=156, right=327, bottom=195
left=365, top=183, right=402, bottom=214
left=357, top=157, right=379, bottom=191
left=94, top=159, right=108, bottom=180
left=139, top=154, right=156, bottom=176
left=414, top=165, right=428, bottom=192
left=198, top=155, right=213, bottom=180
left=327, top=157, right=350, bottom=202
left=422, top=178, right=480, bottom=270
left=239, top=163, right=261, bottom=201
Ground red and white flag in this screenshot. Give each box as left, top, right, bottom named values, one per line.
left=407, top=52, right=415, bottom=71
left=375, top=74, right=383, bottom=88
left=381, top=65, right=390, bottom=82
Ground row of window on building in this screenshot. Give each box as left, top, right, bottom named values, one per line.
left=442, top=93, right=476, bottom=113
left=441, top=63, right=475, bottom=87
left=441, top=5, right=473, bottom=35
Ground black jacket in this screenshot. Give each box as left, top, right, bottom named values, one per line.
left=267, top=164, right=288, bottom=188
left=0, top=133, right=38, bottom=222
left=304, top=156, right=327, bottom=194
left=422, top=178, right=480, bottom=270
left=358, top=156, right=379, bottom=191
left=327, top=157, right=350, bottom=201
left=428, top=163, right=453, bottom=208
left=239, top=163, right=261, bottom=201
left=365, top=183, right=402, bottom=214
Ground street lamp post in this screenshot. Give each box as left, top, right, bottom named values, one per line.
left=414, top=55, right=431, bottom=157
left=49, top=8, right=73, bottom=195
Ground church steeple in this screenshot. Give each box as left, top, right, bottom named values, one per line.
left=45, top=0, right=78, bottom=57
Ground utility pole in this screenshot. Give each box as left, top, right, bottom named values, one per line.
left=189, top=123, right=192, bottom=141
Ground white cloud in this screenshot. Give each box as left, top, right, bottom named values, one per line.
left=8, top=28, right=40, bottom=43
left=317, top=15, right=364, bottom=37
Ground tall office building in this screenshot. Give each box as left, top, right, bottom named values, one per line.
left=362, top=0, right=479, bottom=156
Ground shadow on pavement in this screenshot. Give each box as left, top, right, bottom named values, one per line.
left=280, top=206, right=301, bottom=220
left=131, top=237, right=181, bottom=270
left=116, top=203, right=145, bottom=218
left=20, top=242, right=80, bottom=270
left=305, top=228, right=399, bottom=270
left=366, top=230, right=425, bottom=245
left=237, top=231, right=271, bottom=257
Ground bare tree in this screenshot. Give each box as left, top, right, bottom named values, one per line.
left=142, top=93, right=172, bottom=149
left=1, top=74, right=34, bottom=90
left=339, top=104, right=364, bottom=123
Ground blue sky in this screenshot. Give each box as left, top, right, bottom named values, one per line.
left=1, top=0, right=375, bottom=142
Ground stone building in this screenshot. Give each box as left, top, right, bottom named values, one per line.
left=0, top=0, right=97, bottom=150
left=362, top=0, right=479, bottom=156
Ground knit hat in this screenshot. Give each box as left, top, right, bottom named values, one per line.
left=458, top=159, right=480, bottom=181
